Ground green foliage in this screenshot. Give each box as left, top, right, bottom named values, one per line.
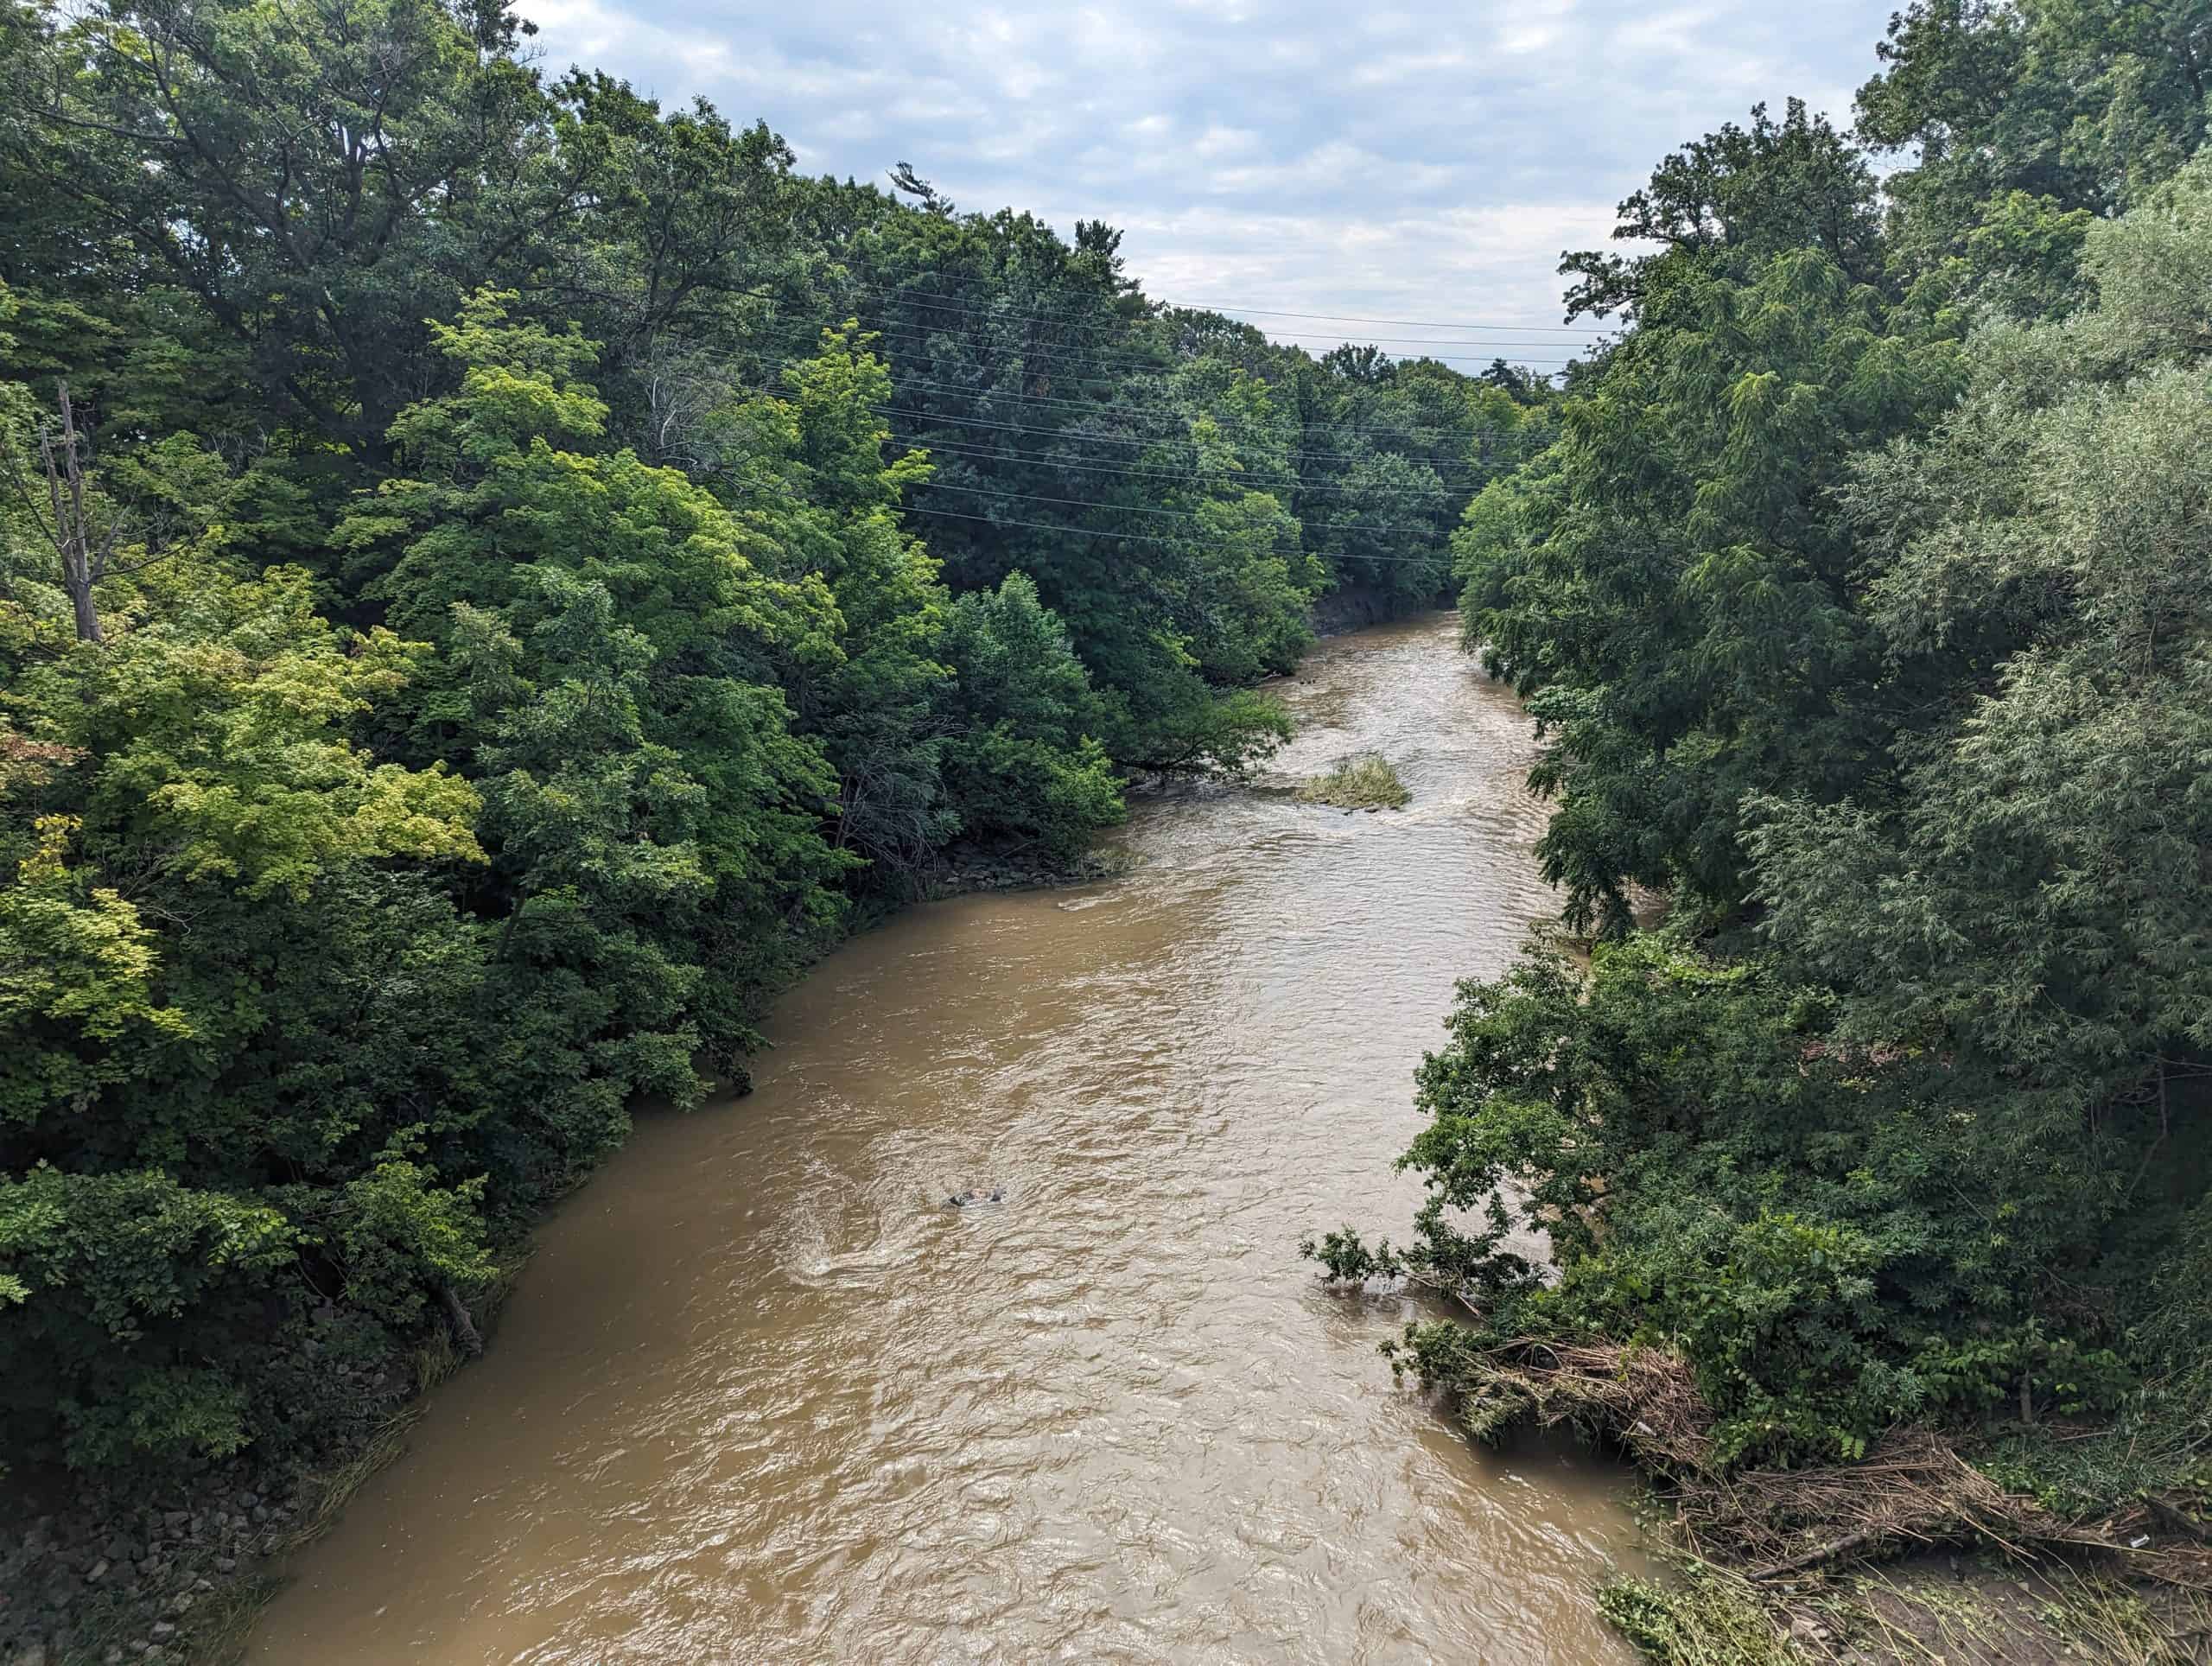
left=1858, top=0, right=2212, bottom=270
left=1597, top=1565, right=1801, bottom=1665
left=1350, top=30, right=2212, bottom=1509
left=0, top=816, right=192, bottom=1123
left=0, top=1166, right=295, bottom=1469
left=1351, top=932, right=2152, bottom=1469
left=1298, top=1225, right=1405, bottom=1284
left=1752, top=156, right=2212, bottom=1141
left=1561, top=97, right=1881, bottom=322
left=938, top=574, right=1124, bottom=861
left=1461, top=245, right=1963, bottom=930
left=5, top=0, right=1463, bottom=1485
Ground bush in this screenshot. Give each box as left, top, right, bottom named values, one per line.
left=1330, top=932, right=2175, bottom=1468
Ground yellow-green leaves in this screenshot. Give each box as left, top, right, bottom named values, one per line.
left=0, top=817, right=193, bottom=1124
left=60, top=568, right=484, bottom=900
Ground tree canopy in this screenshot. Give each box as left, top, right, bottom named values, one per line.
left=0, top=0, right=1553, bottom=1479
left=1325, top=9, right=2212, bottom=1512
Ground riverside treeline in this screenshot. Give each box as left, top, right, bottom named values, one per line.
left=1311, top=0, right=2212, bottom=1599
left=0, top=0, right=1560, bottom=1482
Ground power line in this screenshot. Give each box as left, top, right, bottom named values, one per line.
left=904, top=501, right=1462, bottom=564
left=863, top=292, right=1593, bottom=353
left=711, top=362, right=1510, bottom=471
left=909, top=477, right=1451, bottom=537
left=1154, top=298, right=1609, bottom=334
left=714, top=364, right=1513, bottom=473
left=902, top=505, right=1183, bottom=547
left=865, top=318, right=1579, bottom=377
left=846, top=281, right=1608, bottom=338
left=874, top=372, right=1554, bottom=444
left=910, top=436, right=1485, bottom=500
left=836, top=279, right=1601, bottom=334
left=865, top=403, right=1502, bottom=473
left=855, top=308, right=1574, bottom=372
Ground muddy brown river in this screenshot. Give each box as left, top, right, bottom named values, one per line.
left=247, top=615, right=1644, bottom=1663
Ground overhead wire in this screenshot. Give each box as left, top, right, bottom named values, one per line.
left=860, top=403, right=1504, bottom=473
left=692, top=279, right=1575, bottom=551
left=857, top=371, right=1548, bottom=446
left=904, top=435, right=1488, bottom=501
left=836, top=281, right=1608, bottom=340
left=861, top=317, right=1581, bottom=376
left=742, top=318, right=1571, bottom=405
left=908, top=477, right=1450, bottom=536
left=1153, top=297, right=1607, bottom=333
left=866, top=300, right=1592, bottom=353
left=903, top=502, right=1461, bottom=563
left=709, top=355, right=1523, bottom=480
left=696, top=362, right=1516, bottom=472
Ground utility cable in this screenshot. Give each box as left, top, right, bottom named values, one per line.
left=864, top=403, right=1502, bottom=473
left=903, top=501, right=1461, bottom=563
left=909, top=477, right=1450, bottom=536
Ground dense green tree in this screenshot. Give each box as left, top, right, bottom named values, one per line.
left=1750, top=156, right=2212, bottom=1135
left=1859, top=0, right=2212, bottom=275
left=938, top=574, right=1123, bottom=861
left=1327, top=29, right=2212, bottom=1533
left=351, top=291, right=850, bottom=1066
left=1560, top=99, right=1882, bottom=321
left=0, top=0, right=1570, bottom=1496
left=1, top=0, right=584, bottom=449
left=1459, top=249, right=1962, bottom=928
left=1323, top=931, right=2137, bottom=1469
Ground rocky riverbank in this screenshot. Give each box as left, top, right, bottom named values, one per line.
left=1307, top=582, right=1449, bottom=639
left=0, top=1275, right=513, bottom=1666
left=921, top=843, right=1131, bottom=898
left=0, top=1337, right=410, bottom=1666
left=4, top=1472, right=302, bottom=1665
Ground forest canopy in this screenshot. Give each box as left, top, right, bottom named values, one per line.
left=1315, top=0, right=2212, bottom=1509
left=0, top=0, right=1558, bottom=1478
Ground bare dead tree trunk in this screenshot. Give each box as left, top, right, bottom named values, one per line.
left=38, top=381, right=109, bottom=644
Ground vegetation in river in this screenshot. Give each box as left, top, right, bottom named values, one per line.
left=1296, top=754, right=1409, bottom=811
left=1314, top=0, right=2212, bottom=1653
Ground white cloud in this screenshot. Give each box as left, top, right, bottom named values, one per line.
left=512, top=0, right=1898, bottom=342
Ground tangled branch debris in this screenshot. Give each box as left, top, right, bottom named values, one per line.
left=1445, top=1339, right=2212, bottom=1588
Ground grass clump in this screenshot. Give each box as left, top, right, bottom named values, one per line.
left=1297, top=753, right=1408, bottom=810
left=1598, top=1564, right=1801, bottom=1663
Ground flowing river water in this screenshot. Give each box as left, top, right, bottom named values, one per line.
left=247, top=614, right=1644, bottom=1663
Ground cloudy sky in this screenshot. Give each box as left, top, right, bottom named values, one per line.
left=516, top=0, right=1901, bottom=355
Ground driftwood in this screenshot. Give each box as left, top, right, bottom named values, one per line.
left=1437, top=1338, right=2212, bottom=1587
left=1749, top=1527, right=1898, bottom=1582
left=439, top=1284, right=484, bottom=1356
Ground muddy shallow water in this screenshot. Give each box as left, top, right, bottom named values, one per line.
left=247, top=614, right=1643, bottom=1663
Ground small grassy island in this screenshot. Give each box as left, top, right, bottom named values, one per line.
left=1297, top=754, right=1410, bottom=810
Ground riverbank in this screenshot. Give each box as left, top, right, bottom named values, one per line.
left=1307, top=580, right=1448, bottom=639
left=1605, top=1547, right=2212, bottom=1663
left=1374, top=1262, right=2212, bottom=1659
left=0, top=840, right=1135, bottom=1666
left=0, top=1247, right=542, bottom=1666
left=236, top=614, right=1646, bottom=1663
left=0, top=623, right=1419, bottom=1666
